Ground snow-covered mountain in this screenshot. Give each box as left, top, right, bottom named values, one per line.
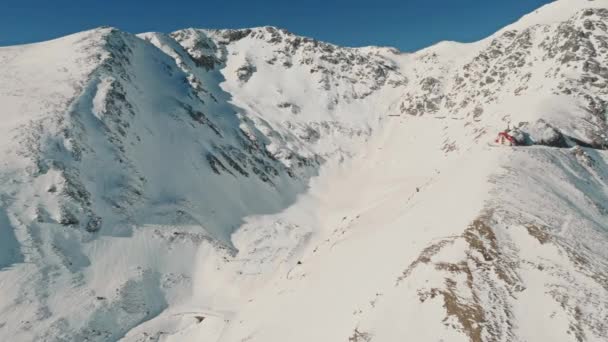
left=1, top=0, right=607, bottom=341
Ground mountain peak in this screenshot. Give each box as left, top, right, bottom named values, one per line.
left=1, top=2, right=608, bottom=341
left=496, top=0, right=608, bottom=33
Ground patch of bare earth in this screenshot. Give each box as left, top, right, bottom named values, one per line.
left=397, top=212, right=523, bottom=341
left=395, top=209, right=608, bottom=341
left=348, top=328, right=372, bottom=342
left=395, top=237, right=457, bottom=285
left=524, top=224, right=550, bottom=244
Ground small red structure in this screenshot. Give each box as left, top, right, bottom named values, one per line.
left=495, top=130, right=517, bottom=146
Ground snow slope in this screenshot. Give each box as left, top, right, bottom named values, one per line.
left=1, top=0, right=608, bottom=341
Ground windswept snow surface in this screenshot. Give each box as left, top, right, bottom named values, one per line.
left=1, top=1, right=608, bottom=341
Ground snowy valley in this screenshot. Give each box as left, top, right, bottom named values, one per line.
left=1, top=0, right=608, bottom=341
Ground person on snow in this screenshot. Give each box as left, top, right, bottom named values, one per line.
left=495, top=128, right=517, bottom=146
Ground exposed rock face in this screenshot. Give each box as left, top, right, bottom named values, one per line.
left=396, top=7, right=608, bottom=149
left=509, top=120, right=569, bottom=147
left=236, top=62, right=256, bottom=82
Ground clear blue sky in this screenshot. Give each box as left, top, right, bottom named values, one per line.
left=1, top=0, right=553, bottom=51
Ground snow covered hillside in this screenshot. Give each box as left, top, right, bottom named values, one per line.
left=0, top=0, right=607, bottom=341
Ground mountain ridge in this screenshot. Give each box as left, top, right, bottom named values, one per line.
left=1, top=1, right=608, bottom=341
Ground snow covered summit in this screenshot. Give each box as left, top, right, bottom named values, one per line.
left=1, top=1, right=608, bottom=341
